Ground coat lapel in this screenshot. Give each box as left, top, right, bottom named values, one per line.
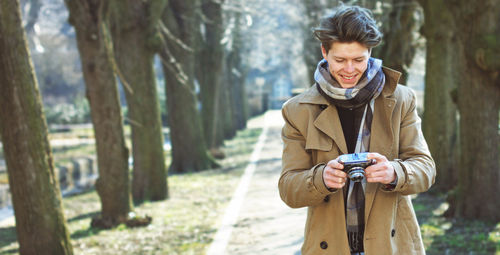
left=313, top=105, right=348, bottom=155
left=298, top=85, right=348, bottom=154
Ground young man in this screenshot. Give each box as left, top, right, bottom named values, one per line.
left=279, top=5, right=435, bottom=255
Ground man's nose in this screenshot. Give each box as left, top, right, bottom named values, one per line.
left=344, top=62, right=355, bottom=73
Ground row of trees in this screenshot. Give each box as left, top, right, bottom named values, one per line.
left=0, top=0, right=251, bottom=253
left=302, top=0, right=499, bottom=221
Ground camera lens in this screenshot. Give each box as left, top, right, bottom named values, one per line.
left=348, top=167, right=365, bottom=182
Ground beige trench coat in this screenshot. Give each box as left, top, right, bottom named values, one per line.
left=279, top=67, right=436, bottom=255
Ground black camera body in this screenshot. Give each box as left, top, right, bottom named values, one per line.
left=338, top=153, right=376, bottom=182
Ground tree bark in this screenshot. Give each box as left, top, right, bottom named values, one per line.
left=65, top=0, right=133, bottom=226
left=198, top=0, right=225, bottom=148
left=449, top=0, right=500, bottom=221
left=223, top=11, right=248, bottom=132
left=418, top=0, right=459, bottom=192
left=109, top=0, right=168, bottom=204
left=220, top=69, right=236, bottom=139
left=0, top=1, right=73, bottom=254
left=160, top=0, right=218, bottom=173
left=372, top=0, right=422, bottom=84
left=227, top=52, right=248, bottom=131
left=302, top=0, right=332, bottom=83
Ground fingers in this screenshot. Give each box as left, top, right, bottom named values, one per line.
left=323, top=161, right=347, bottom=189
left=367, top=152, right=387, bottom=162
left=365, top=170, right=389, bottom=183
left=365, top=159, right=395, bottom=184
left=327, top=159, right=344, bottom=170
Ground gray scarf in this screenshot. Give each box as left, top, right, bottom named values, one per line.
left=314, top=57, right=385, bottom=109
left=315, top=57, right=385, bottom=252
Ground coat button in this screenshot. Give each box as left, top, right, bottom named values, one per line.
left=319, top=104, right=327, bottom=110
left=391, top=229, right=396, bottom=237
left=320, top=241, right=328, bottom=249
left=323, top=195, right=330, bottom=203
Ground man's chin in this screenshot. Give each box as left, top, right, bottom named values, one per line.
left=339, top=82, right=358, bottom=88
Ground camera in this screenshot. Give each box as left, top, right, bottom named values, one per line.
left=337, top=153, right=376, bottom=182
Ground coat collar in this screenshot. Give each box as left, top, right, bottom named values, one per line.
left=300, top=67, right=401, bottom=223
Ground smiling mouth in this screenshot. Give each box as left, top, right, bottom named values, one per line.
left=339, top=74, right=358, bottom=82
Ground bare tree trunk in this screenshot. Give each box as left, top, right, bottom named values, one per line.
left=418, top=0, right=459, bottom=193
left=372, top=0, right=422, bottom=84
left=449, top=0, right=500, bottom=221
left=65, top=0, right=132, bottom=226
left=220, top=71, right=236, bottom=139
left=223, top=10, right=249, bottom=131
left=198, top=0, right=225, bottom=148
left=302, top=0, right=334, bottom=83
left=160, top=0, right=218, bottom=173
left=424, top=0, right=500, bottom=221
left=109, top=0, right=168, bottom=204
left=0, top=1, right=73, bottom=253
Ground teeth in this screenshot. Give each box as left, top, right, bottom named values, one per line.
left=342, top=75, right=356, bottom=80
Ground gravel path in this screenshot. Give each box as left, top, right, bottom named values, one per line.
left=216, top=110, right=307, bottom=255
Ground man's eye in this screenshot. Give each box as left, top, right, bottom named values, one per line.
left=355, top=59, right=364, bottom=63
left=335, top=59, right=344, bottom=63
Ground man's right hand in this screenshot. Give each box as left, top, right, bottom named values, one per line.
left=323, top=159, right=348, bottom=189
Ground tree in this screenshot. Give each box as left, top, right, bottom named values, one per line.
left=216, top=0, right=253, bottom=142
left=0, top=1, right=73, bottom=253
left=302, top=0, right=338, bottom=83
left=65, top=0, right=133, bottom=227
left=418, top=0, right=459, bottom=192
left=447, top=0, right=500, bottom=221
left=160, top=0, right=218, bottom=172
left=373, top=0, right=422, bottom=84
left=198, top=0, right=226, bottom=149
left=109, top=0, right=168, bottom=203
left=23, top=0, right=42, bottom=34
left=224, top=10, right=249, bottom=131
left=218, top=63, right=237, bottom=140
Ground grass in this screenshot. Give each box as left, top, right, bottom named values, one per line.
left=0, top=126, right=262, bottom=255
left=413, top=192, right=500, bottom=255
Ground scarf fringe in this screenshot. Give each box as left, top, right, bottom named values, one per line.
left=348, top=228, right=365, bottom=252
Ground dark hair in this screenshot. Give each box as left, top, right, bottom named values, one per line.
left=313, top=5, right=382, bottom=52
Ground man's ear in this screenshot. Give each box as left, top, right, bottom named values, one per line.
left=321, top=44, right=327, bottom=59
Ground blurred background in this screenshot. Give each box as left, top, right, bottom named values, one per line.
left=0, top=0, right=498, bottom=254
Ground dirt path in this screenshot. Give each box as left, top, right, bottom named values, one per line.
left=216, top=110, right=307, bottom=255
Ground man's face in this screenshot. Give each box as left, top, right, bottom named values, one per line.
left=321, top=42, right=371, bottom=88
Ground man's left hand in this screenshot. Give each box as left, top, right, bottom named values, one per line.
left=365, top=152, right=396, bottom=184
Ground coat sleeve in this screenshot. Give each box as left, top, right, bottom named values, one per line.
left=278, top=103, right=337, bottom=208
left=390, top=89, right=436, bottom=195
